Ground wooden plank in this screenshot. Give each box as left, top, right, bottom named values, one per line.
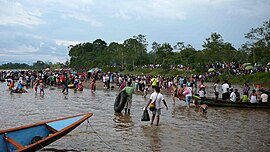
left=4, top=136, right=24, bottom=149
left=46, top=125, right=58, bottom=133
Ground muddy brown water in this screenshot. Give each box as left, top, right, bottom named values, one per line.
left=0, top=82, right=269, bottom=152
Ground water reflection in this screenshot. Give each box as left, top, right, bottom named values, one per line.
left=142, top=126, right=162, bottom=151
left=113, top=113, right=134, bottom=131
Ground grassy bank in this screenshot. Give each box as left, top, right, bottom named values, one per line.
left=122, top=68, right=196, bottom=77
left=207, top=72, right=270, bottom=87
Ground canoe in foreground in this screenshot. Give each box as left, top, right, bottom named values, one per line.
left=201, top=98, right=270, bottom=109
left=0, top=113, right=93, bottom=152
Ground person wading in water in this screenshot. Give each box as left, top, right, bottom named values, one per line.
left=145, top=86, right=168, bottom=126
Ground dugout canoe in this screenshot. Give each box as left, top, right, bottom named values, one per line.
left=0, top=113, right=93, bottom=152
left=201, top=98, right=270, bottom=109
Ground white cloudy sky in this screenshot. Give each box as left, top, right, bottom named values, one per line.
left=0, top=0, right=269, bottom=64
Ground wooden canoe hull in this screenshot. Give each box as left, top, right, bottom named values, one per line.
left=201, top=98, right=270, bottom=109
left=0, top=113, right=93, bottom=152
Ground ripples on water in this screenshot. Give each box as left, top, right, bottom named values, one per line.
left=0, top=83, right=270, bottom=152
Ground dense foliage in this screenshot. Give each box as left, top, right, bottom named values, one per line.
left=0, top=61, right=65, bottom=70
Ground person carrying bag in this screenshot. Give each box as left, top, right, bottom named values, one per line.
left=141, top=108, right=150, bottom=121
left=149, top=93, right=158, bottom=111
left=145, top=87, right=168, bottom=126
left=141, top=94, right=158, bottom=121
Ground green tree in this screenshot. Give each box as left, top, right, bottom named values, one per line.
left=106, top=42, right=124, bottom=67
left=174, top=42, right=197, bottom=66
left=201, top=32, right=238, bottom=63
left=123, top=38, right=141, bottom=68
left=243, top=20, right=270, bottom=64
left=133, top=34, right=149, bottom=66
left=156, top=43, right=173, bottom=65
left=32, top=61, right=49, bottom=70
left=150, top=41, right=161, bottom=64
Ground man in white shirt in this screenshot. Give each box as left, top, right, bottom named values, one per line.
left=261, top=91, right=269, bottom=103
left=146, top=87, right=168, bottom=126
left=229, top=89, right=236, bottom=102
left=221, top=80, right=230, bottom=100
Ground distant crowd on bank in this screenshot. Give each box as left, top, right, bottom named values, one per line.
left=134, top=62, right=270, bottom=74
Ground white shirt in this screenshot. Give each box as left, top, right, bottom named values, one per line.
left=183, top=87, right=193, bottom=97
left=150, top=92, right=164, bottom=109
left=230, top=92, right=236, bottom=102
left=214, top=83, right=218, bottom=92
left=221, top=83, right=229, bottom=93
left=250, top=95, right=257, bottom=103
left=199, top=90, right=205, bottom=98
left=261, top=93, right=268, bottom=103
left=103, top=76, right=106, bottom=82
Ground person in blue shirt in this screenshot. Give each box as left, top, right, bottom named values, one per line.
left=17, top=81, right=23, bottom=91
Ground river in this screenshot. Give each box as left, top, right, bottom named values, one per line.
left=0, top=82, right=269, bottom=152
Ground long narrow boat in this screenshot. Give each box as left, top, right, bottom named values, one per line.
left=0, top=113, right=93, bottom=152
left=201, top=98, right=270, bottom=109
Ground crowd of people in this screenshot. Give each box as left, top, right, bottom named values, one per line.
left=0, top=68, right=269, bottom=126
left=130, top=62, right=270, bottom=75
left=1, top=68, right=269, bottom=103
left=0, top=69, right=88, bottom=95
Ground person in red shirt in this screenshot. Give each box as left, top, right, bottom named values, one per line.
left=198, top=80, right=206, bottom=89
left=90, top=78, right=96, bottom=93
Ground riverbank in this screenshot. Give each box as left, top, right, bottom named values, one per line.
left=121, top=69, right=270, bottom=88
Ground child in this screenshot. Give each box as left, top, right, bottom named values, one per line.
left=214, top=80, right=219, bottom=100
left=77, top=81, right=83, bottom=91
left=39, top=81, right=44, bottom=96
left=9, top=80, right=14, bottom=90
left=34, top=80, right=39, bottom=95
left=242, top=92, right=248, bottom=102
left=249, top=89, right=257, bottom=103
left=198, top=87, right=206, bottom=100
left=172, top=83, right=178, bottom=105
left=235, top=89, right=240, bottom=102
left=91, top=78, right=96, bottom=93
left=199, top=104, right=208, bottom=113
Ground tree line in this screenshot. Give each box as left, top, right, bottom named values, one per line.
left=68, top=20, right=270, bottom=72
left=0, top=61, right=67, bottom=71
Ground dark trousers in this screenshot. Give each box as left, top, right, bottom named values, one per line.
left=215, top=92, right=219, bottom=100
left=222, top=92, right=229, bottom=100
